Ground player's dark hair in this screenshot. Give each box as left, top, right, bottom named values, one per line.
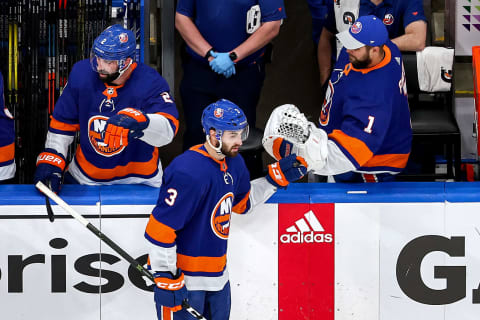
left=365, top=45, right=385, bottom=58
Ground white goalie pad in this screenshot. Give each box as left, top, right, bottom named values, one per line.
left=263, top=104, right=328, bottom=171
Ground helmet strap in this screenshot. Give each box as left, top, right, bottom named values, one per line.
left=118, top=58, right=133, bottom=77
left=206, top=132, right=226, bottom=158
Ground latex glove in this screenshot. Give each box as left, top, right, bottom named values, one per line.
left=209, top=52, right=236, bottom=78
left=33, top=149, right=66, bottom=193
left=266, top=154, right=308, bottom=188
left=153, top=269, right=188, bottom=312
left=103, top=108, right=149, bottom=148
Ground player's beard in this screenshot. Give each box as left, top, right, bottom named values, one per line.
left=350, top=55, right=372, bottom=69
left=98, top=71, right=120, bottom=85
left=222, top=143, right=241, bottom=157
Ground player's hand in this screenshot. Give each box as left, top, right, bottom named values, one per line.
left=266, top=154, right=308, bottom=188
left=153, top=269, right=188, bottom=312
left=103, top=108, right=149, bottom=148
left=209, top=52, right=236, bottom=78
left=33, top=149, right=66, bottom=193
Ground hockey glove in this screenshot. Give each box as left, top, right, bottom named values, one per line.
left=153, top=269, right=188, bottom=312
left=266, top=154, right=308, bottom=188
left=103, top=108, right=149, bottom=148
left=209, top=52, right=236, bottom=78
left=270, top=137, right=294, bottom=160
left=34, top=149, right=66, bottom=193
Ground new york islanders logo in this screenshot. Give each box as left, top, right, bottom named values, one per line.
left=320, top=81, right=334, bottom=126
left=351, top=21, right=362, bottom=34
left=383, top=14, right=394, bottom=25
left=210, top=193, right=234, bottom=240
left=214, top=108, right=224, bottom=118
left=119, top=33, right=129, bottom=43
left=88, top=115, right=125, bottom=156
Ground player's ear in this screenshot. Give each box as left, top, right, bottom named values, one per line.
left=208, top=129, right=220, bottom=147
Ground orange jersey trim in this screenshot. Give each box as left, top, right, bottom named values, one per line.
left=145, top=215, right=177, bottom=244
left=329, top=130, right=373, bottom=166
left=190, top=144, right=228, bottom=172
left=157, top=112, right=179, bottom=136
left=344, top=45, right=392, bottom=76
left=233, top=191, right=250, bottom=214
left=0, top=143, right=14, bottom=162
left=177, top=253, right=227, bottom=273
left=75, top=146, right=159, bottom=180
left=363, top=153, right=410, bottom=169
left=50, top=117, right=80, bottom=132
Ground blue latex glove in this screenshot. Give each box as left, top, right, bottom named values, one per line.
left=209, top=52, right=236, bottom=78
left=153, top=269, right=188, bottom=312
left=266, top=154, right=308, bottom=188
left=103, top=108, right=150, bottom=148
left=34, top=148, right=66, bottom=193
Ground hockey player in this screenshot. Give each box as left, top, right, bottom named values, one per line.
left=34, top=25, right=178, bottom=192
left=145, top=99, right=307, bottom=319
left=264, top=15, right=411, bottom=182
left=0, top=71, right=15, bottom=182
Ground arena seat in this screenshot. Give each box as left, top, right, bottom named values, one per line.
left=398, top=52, right=461, bottom=181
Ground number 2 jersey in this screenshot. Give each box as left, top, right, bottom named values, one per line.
left=145, top=145, right=261, bottom=291
left=46, top=59, right=179, bottom=186
left=0, top=70, right=15, bottom=181
left=318, top=40, right=412, bottom=178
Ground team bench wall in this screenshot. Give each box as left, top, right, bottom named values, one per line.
left=0, top=183, right=479, bottom=320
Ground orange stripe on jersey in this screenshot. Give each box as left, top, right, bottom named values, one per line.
left=75, top=146, right=159, bottom=180
left=190, top=144, right=228, bottom=172
left=328, top=130, right=373, bottom=167
left=233, top=191, right=250, bottom=214
left=157, top=112, right=179, bottom=136
left=0, top=143, right=14, bottom=162
left=349, top=45, right=392, bottom=75
left=145, top=215, right=177, bottom=244
left=50, top=117, right=80, bottom=132
left=363, top=153, right=410, bottom=169
left=177, top=253, right=227, bottom=273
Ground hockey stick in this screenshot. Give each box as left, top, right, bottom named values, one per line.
left=35, top=181, right=207, bottom=320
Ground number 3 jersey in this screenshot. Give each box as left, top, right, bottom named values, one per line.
left=144, top=145, right=252, bottom=291
left=319, top=40, right=412, bottom=175
left=46, top=59, right=179, bottom=186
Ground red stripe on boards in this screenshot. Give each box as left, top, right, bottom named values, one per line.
left=278, top=203, right=335, bottom=319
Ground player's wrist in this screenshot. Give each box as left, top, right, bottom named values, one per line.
left=204, top=48, right=215, bottom=60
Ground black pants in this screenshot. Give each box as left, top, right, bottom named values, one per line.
left=180, top=57, right=266, bottom=150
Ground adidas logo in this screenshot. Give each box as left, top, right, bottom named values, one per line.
left=280, top=210, right=333, bottom=244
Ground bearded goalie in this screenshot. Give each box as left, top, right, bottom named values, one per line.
left=262, top=104, right=411, bottom=183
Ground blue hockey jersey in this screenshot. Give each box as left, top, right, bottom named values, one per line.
left=319, top=41, right=411, bottom=174
left=0, top=71, right=15, bottom=181
left=48, top=60, right=178, bottom=186
left=145, top=144, right=252, bottom=289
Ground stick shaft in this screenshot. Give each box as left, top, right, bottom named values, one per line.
left=35, top=181, right=207, bottom=320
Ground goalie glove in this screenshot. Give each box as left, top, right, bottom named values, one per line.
left=153, top=269, right=188, bottom=312
left=263, top=104, right=328, bottom=171
left=103, top=108, right=150, bottom=148
left=266, top=154, right=308, bottom=188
